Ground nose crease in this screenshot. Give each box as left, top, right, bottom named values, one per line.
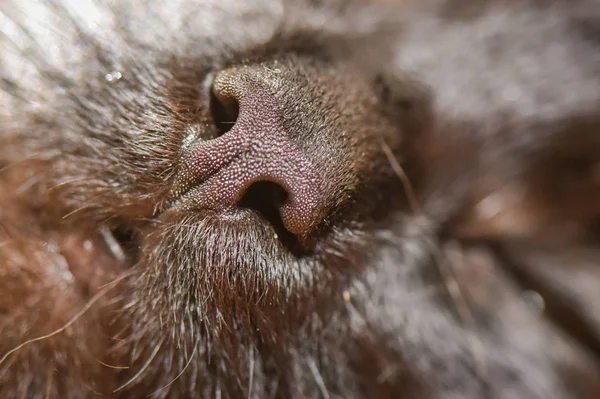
left=172, top=69, right=323, bottom=237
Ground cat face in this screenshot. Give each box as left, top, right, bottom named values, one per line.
left=1, top=1, right=600, bottom=398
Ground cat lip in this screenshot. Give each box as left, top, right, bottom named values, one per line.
left=157, top=205, right=315, bottom=255
left=164, top=180, right=319, bottom=250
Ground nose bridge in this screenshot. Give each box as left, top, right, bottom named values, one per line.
left=213, top=67, right=284, bottom=146
left=172, top=66, right=323, bottom=236
left=212, top=65, right=279, bottom=104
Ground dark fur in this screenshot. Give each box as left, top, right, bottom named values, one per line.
left=1, top=0, right=600, bottom=398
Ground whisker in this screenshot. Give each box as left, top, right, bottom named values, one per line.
left=247, top=346, right=255, bottom=399
left=147, top=341, right=199, bottom=397
left=433, top=241, right=488, bottom=379
left=47, top=177, right=89, bottom=192
left=380, top=139, right=422, bottom=214
left=97, top=359, right=130, bottom=370
left=307, top=357, right=330, bottom=399
left=0, top=271, right=129, bottom=367
left=0, top=155, right=41, bottom=175
left=61, top=204, right=93, bottom=220
left=60, top=191, right=111, bottom=220
left=113, top=337, right=165, bottom=393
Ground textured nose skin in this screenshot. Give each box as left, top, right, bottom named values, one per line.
left=173, top=68, right=322, bottom=236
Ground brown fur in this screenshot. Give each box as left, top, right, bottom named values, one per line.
left=1, top=0, right=599, bottom=398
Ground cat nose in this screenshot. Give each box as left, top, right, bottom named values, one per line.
left=172, top=67, right=323, bottom=237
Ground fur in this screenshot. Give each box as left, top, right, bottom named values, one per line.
left=1, top=0, right=599, bottom=398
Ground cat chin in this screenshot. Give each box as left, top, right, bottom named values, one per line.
left=134, top=209, right=319, bottom=305
left=125, top=208, right=374, bottom=332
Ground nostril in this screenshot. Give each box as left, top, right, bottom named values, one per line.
left=210, top=86, right=239, bottom=136
left=239, top=181, right=288, bottom=224
left=238, top=181, right=308, bottom=252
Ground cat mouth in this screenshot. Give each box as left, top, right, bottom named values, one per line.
left=166, top=179, right=315, bottom=255
left=102, top=208, right=310, bottom=283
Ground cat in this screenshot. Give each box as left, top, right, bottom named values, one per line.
left=1, top=0, right=599, bottom=397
